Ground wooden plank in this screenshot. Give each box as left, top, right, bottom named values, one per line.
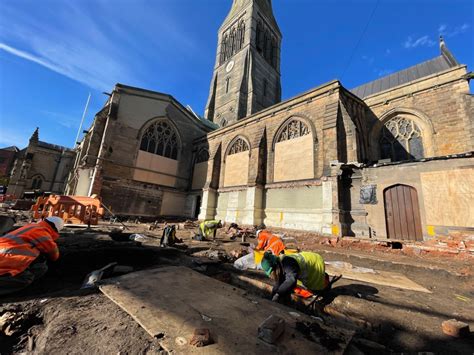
left=100, top=267, right=352, bottom=354
left=397, top=186, right=409, bottom=240
left=391, top=187, right=402, bottom=239
left=384, top=189, right=395, bottom=239
left=411, top=188, right=423, bottom=241
left=403, top=186, right=416, bottom=241
left=325, top=263, right=431, bottom=293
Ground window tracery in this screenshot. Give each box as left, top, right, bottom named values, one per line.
left=277, top=119, right=310, bottom=143
left=228, top=138, right=249, bottom=155
left=379, top=117, right=424, bottom=161
left=255, top=20, right=277, bottom=69
left=140, top=121, right=179, bottom=160
left=220, top=20, right=246, bottom=65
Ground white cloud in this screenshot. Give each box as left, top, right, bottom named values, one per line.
left=403, top=35, right=436, bottom=49
left=438, top=23, right=471, bottom=37
left=40, top=110, right=82, bottom=129
left=0, top=43, right=112, bottom=91
left=438, top=24, right=447, bottom=33
left=0, top=1, right=199, bottom=91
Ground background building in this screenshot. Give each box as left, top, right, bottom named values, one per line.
left=0, top=146, right=19, bottom=191
left=8, top=128, right=75, bottom=198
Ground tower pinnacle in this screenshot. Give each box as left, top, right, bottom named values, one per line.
left=205, top=0, right=282, bottom=127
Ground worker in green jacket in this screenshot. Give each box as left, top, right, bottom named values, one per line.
left=261, top=251, right=332, bottom=302
left=196, top=220, right=222, bottom=241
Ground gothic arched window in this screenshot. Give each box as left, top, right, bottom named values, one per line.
left=196, top=149, right=210, bottom=164
left=140, top=121, right=179, bottom=160
left=31, top=176, right=43, bottom=189
left=220, top=35, right=228, bottom=64
left=230, top=28, right=237, bottom=54
left=238, top=21, right=245, bottom=50
left=379, top=117, right=424, bottom=162
left=271, top=39, right=278, bottom=68
left=277, top=119, right=310, bottom=143
left=262, top=30, right=269, bottom=59
left=256, top=21, right=263, bottom=52
left=228, top=138, right=249, bottom=155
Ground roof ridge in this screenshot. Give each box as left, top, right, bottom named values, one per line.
left=351, top=54, right=459, bottom=98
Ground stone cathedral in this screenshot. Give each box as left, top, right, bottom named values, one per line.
left=67, top=0, right=474, bottom=242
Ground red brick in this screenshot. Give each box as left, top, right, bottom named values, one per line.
left=442, top=319, right=470, bottom=338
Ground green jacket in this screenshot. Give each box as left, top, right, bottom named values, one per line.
left=285, top=252, right=326, bottom=291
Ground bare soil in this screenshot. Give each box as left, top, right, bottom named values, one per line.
left=1, top=223, right=473, bottom=354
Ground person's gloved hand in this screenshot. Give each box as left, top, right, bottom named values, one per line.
left=272, top=293, right=280, bottom=302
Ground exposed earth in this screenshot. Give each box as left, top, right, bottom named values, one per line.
left=1, top=221, right=473, bottom=354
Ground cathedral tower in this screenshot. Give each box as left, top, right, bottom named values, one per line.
left=205, top=0, right=282, bottom=127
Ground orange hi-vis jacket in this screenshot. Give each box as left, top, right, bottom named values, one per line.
left=0, top=221, right=60, bottom=277
left=256, top=230, right=285, bottom=256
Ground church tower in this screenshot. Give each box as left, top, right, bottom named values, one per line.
left=205, top=0, right=282, bottom=127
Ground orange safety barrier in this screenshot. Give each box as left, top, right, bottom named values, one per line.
left=31, top=195, right=104, bottom=225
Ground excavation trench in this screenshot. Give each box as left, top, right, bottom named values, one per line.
left=199, top=264, right=387, bottom=353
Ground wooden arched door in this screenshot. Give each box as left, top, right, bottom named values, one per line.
left=384, top=184, right=423, bottom=241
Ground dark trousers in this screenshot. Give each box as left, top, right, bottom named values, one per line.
left=0, top=260, right=48, bottom=296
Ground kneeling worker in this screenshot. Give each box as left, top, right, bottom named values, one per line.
left=261, top=251, right=330, bottom=302
left=0, top=216, right=64, bottom=296
left=196, top=220, right=222, bottom=241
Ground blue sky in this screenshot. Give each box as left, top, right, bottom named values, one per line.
left=0, top=0, right=472, bottom=149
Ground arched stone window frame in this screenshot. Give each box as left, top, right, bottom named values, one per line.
left=30, top=174, right=45, bottom=190
left=272, top=116, right=316, bottom=149
left=271, top=38, right=278, bottom=68
left=220, top=135, right=251, bottom=188
left=270, top=115, right=319, bottom=182
left=220, top=34, right=228, bottom=64
left=195, top=148, right=210, bottom=164
left=238, top=20, right=245, bottom=49
left=256, top=20, right=264, bottom=52
left=225, top=135, right=251, bottom=159
left=230, top=27, right=237, bottom=54
left=369, top=108, right=435, bottom=161
left=137, top=117, right=182, bottom=161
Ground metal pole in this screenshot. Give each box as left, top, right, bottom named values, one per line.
left=74, top=93, right=91, bottom=146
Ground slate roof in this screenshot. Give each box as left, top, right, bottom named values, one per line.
left=1, top=146, right=19, bottom=152
left=37, top=141, right=73, bottom=152
left=351, top=45, right=460, bottom=98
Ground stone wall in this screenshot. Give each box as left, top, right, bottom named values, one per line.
left=198, top=80, right=365, bottom=232
left=364, top=66, right=473, bottom=160
left=68, top=84, right=211, bottom=217
left=8, top=138, right=74, bottom=197
left=356, top=156, right=474, bottom=240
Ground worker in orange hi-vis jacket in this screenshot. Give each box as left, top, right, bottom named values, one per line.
left=0, top=216, right=64, bottom=296
left=255, top=229, right=286, bottom=256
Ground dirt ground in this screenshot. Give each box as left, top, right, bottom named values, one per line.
left=1, top=222, right=473, bottom=354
